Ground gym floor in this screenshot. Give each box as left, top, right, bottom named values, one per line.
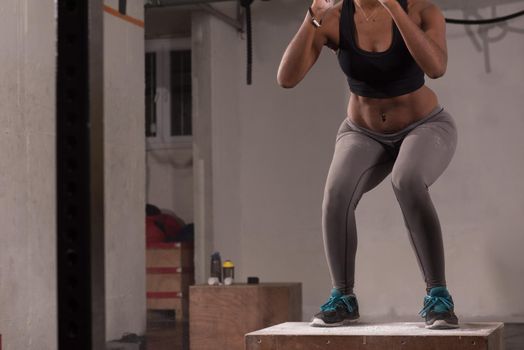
left=146, top=312, right=189, bottom=350
left=505, top=324, right=524, bottom=350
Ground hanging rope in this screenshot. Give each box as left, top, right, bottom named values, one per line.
left=445, top=8, right=524, bottom=25
left=240, top=0, right=254, bottom=85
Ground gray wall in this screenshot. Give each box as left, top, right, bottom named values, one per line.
left=0, top=1, right=57, bottom=349
left=196, top=0, right=524, bottom=322
left=0, top=1, right=147, bottom=348
left=103, top=0, right=147, bottom=341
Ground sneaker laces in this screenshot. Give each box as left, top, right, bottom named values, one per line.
left=419, top=295, right=454, bottom=317
left=320, top=294, right=354, bottom=313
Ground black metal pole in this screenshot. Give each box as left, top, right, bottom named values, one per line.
left=56, top=0, right=105, bottom=349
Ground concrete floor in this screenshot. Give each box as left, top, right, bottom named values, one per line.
left=146, top=311, right=189, bottom=350
left=145, top=319, right=523, bottom=350
left=505, top=323, right=524, bottom=350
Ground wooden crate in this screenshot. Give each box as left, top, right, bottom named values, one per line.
left=147, top=291, right=188, bottom=320
left=146, top=267, right=194, bottom=294
left=245, top=322, right=505, bottom=350
left=146, top=242, right=194, bottom=320
left=190, top=283, right=302, bottom=350
left=146, top=242, right=193, bottom=268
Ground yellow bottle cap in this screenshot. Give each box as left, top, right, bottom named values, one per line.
left=223, top=260, right=234, bottom=268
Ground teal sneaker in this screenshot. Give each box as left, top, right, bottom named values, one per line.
left=419, top=286, right=459, bottom=329
left=309, top=288, right=359, bottom=327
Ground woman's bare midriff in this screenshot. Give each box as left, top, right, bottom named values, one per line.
left=346, top=84, right=439, bottom=133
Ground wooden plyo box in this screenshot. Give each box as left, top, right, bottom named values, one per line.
left=190, top=283, right=302, bottom=350
left=146, top=290, right=187, bottom=315
left=146, top=268, right=194, bottom=294
left=146, top=242, right=194, bottom=320
left=246, top=322, right=505, bottom=350
left=146, top=242, right=193, bottom=268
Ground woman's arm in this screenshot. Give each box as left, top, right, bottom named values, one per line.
left=380, top=0, right=447, bottom=79
left=277, top=2, right=335, bottom=88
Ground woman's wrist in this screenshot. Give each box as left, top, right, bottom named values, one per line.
left=308, top=4, right=329, bottom=27
left=311, top=2, right=332, bottom=17
left=308, top=6, right=322, bottom=27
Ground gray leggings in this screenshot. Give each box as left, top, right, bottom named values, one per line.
left=322, top=105, right=457, bottom=294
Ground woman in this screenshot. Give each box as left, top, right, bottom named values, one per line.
left=277, top=0, right=459, bottom=329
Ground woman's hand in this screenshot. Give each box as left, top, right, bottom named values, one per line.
left=311, top=0, right=335, bottom=16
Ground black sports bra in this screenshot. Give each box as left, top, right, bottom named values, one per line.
left=337, top=0, right=425, bottom=98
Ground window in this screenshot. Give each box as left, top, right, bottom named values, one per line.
left=145, top=38, right=192, bottom=149
left=170, top=50, right=192, bottom=137
left=145, top=52, right=157, bottom=138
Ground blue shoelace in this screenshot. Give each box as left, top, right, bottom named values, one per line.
left=419, top=295, right=454, bottom=317
left=320, top=294, right=354, bottom=313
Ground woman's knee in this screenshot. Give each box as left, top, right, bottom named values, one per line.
left=322, top=183, right=358, bottom=216
left=323, top=186, right=347, bottom=211
left=391, top=168, right=426, bottom=193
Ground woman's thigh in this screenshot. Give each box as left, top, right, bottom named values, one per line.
left=392, top=109, right=458, bottom=188
left=324, top=121, right=393, bottom=207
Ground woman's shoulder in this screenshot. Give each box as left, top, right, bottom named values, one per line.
left=406, top=0, right=443, bottom=26
left=406, top=0, right=442, bottom=15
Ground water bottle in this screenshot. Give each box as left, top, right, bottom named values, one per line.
left=222, top=260, right=235, bottom=285
left=210, top=252, right=222, bottom=283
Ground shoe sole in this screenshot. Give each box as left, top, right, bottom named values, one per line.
left=425, top=320, right=460, bottom=329
left=309, top=317, right=359, bottom=327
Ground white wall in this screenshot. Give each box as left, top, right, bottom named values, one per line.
left=192, top=12, right=217, bottom=285
left=198, top=0, right=524, bottom=322
left=147, top=148, right=194, bottom=223
left=0, top=1, right=57, bottom=349
left=426, top=0, right=524, bottom=322
left=103, top=0, right=147, bottom=341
